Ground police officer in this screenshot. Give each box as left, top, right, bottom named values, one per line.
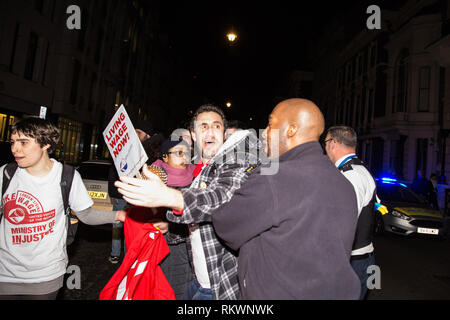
left=324, top=126, right=377, bottom=300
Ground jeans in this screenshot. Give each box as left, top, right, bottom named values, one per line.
left=350, top=252, right=375, bottom=300
left=182, top=278, right=212, bottom=300
left=111, top=198, right=127, bottom=257
left=160, top=240, right=194, bottom=300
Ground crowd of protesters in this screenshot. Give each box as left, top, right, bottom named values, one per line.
left=0, top=98, right=387, bottom=300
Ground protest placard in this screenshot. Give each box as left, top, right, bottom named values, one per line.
left=103, top=105, right=148, bottom=177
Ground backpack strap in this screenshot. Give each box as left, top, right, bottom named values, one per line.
left=1, top=162, right=19, bottom=224
left=2, top=162, right=18, bottom=196
left=60, top=164, right=75, bottom=215
left=60, top=164, right=79, bottom=246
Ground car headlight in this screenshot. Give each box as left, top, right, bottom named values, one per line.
left=390, top=210, right=411, bottom=221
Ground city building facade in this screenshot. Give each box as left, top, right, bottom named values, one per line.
left=312, top=0, right=450, bottom=182
left=0, top=0, right=185, bottom=165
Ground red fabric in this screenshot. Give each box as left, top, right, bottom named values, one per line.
left=172, top=161, right=206, bottom=216
left=192, top=161, right=205, bottom=178
left=99, top=207, right=176, bottom=300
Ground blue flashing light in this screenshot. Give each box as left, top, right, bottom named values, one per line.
left=381, top=177, right=397, bottom=182
left=376, top=176, right=409, bottom=188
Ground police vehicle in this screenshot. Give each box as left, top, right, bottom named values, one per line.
left=374, top=177, right=447, bottom=237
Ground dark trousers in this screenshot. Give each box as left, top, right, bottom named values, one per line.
left=160, top=241, right=194, bottom=300
left=350, top=252, right=375, bottom=300
left=0, top=290, right=59, bottom=300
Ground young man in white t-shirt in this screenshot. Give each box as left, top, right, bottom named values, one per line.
left=0, top=117, right=127, bottom=300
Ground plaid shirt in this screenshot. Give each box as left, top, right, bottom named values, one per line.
left=166, top=130, right=262, bottom=300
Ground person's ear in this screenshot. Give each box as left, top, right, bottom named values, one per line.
left=162, top=154, right=169, bottom=163
left=286, top=125, right=298, bottom=138
left=191, top=130, right=197, bottom=143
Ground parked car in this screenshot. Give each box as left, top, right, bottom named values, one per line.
left=374, top=177, right=447, bottom=237
left=77, top=160, right=114, bottom=211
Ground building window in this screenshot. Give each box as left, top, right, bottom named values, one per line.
left=370, top=44, right=377, bottom=67
left=41, top=42, right=49, bottom=85
left=77, top=9, right=88, bottom=50
left=363, top=47, right=368, bottom=74
left=346, top=99, right=352, bottom=125
left=416, top=138, right=428, bottom=175
left=95, top=28, right=104, bottom=64
left=9, top=23, right=20, bottom=72
left=355, top=95, right=360, bottom=128
left=418, top=66, right=430, bottom=112
left=359, top=89, right=366, bottom=127
left=70, top=59, right=81, bottom=105
left=0, top=113, right=16, bottom=142
left=34, top=0, right=44, bottom=14
left=393, top=49, right=409, bottom=113
left=56, top=117, right=82, bottom=164
left=24, top=32, right=38, bottom=81
left=358, top=54, right=364, bottom=76
left=88, top=73, right=97, bottom=111
left=368, top=88, right=375, bottom=124
left=346, top=63, right=352, bottom=84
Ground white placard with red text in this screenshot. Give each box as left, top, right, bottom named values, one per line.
left=103, top=105, right=148, bottom=177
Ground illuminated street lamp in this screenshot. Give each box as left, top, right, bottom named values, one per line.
left=226, top=101, right=232, bottom=108
left=226, top=32, right=237, bottom=43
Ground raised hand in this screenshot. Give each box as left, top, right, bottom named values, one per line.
left=114, top=165, right=184, bottom=210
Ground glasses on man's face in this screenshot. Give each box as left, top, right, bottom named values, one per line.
left=322, top=138, right=333, bottom=147
left=167, top=150, right=190, bottom=157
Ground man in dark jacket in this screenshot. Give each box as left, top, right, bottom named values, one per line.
left=212, top=98, right=361, bottom=299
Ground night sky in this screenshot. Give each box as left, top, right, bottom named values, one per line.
left=158, top=0, right=390, bottom=128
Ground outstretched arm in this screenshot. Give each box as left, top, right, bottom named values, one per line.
left=75, top=207, right=127, bottom=225
left=115, top=165, right=184, bottom=211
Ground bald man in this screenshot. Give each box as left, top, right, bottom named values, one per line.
left=212, top=99, right=361, bottom=299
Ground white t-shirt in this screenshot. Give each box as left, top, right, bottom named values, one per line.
left=188, top=162, right=211, bottom=289
left=189, top=224, right=211, bottom=288
left=0, top=159, right=93, bottom=284
left=335, top=154, right=376, bottom=256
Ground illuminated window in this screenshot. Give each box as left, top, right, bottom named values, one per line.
left=57, top=117, right=82, bottom=164
left=0, top=114, right=16, bottom=142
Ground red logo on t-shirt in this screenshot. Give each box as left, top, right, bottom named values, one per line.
left=3, top=191, right=56, bottom=245
left=3, top=190, right=54, bottom=225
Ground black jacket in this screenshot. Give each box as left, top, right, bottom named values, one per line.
left=212, top=141, right=361, bottom=299
left=108, top=165, right=122, bottom=199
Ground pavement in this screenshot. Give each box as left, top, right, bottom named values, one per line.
left=58, top=223, right=123, bottom=300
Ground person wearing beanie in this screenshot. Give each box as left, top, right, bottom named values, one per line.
left=152, top=139, right=195, bottom=187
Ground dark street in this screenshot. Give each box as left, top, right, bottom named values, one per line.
left=58, top=223, right=121, bottom=300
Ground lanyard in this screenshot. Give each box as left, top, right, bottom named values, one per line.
left=337, top=155, right=357, bottom=169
